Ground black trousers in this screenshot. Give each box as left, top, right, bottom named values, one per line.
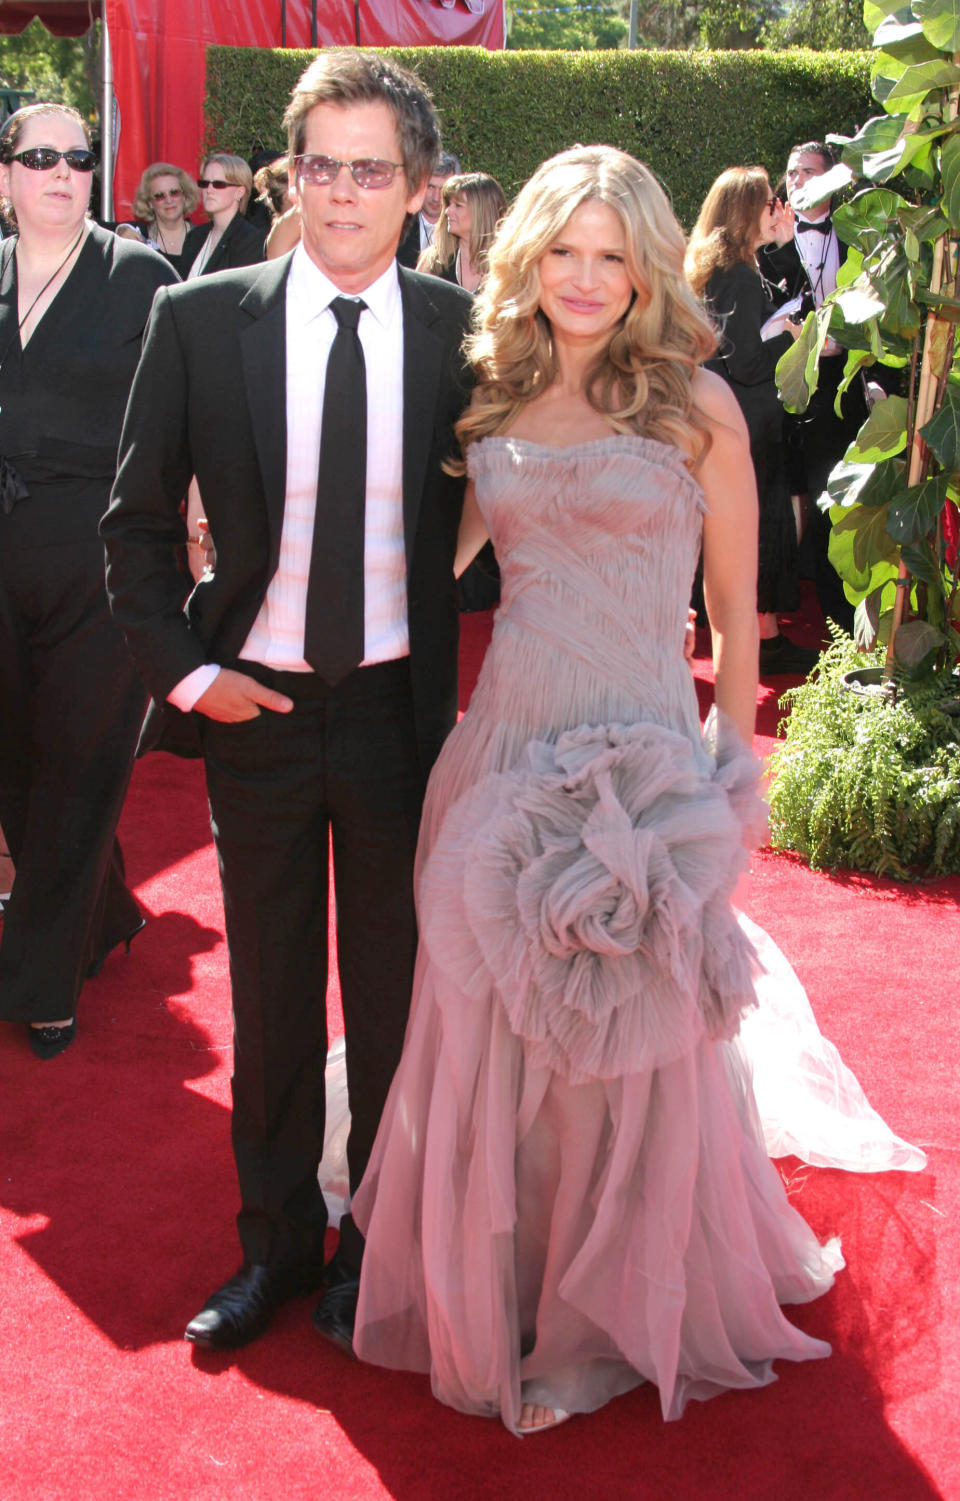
left=201, top=657, right=426, bottom=1275
left=786, top=354, right=868, bottom=633
left=0, top=531, right=145, bottom=1022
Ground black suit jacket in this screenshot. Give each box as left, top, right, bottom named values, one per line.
left=101, top=257, right=474, bottom=771
left=180, top=213, right=265, bottom=277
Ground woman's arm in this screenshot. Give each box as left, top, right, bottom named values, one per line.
left=454, top=480, right=489, bottom=578
left=693, top=368, right=760, bottom=745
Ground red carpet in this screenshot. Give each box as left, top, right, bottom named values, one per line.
left=1, top=601, right=957, bottom=1500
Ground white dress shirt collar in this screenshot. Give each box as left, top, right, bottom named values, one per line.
left=287, top=245, right=401, bottom=329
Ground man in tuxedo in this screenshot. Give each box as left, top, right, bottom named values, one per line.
left=760, top=140, right=867, bottom=631
left=102, top=51, right=473, bottom=1351
left=397, top=149, right=460, bottom=268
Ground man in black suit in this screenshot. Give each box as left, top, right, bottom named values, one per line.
left=396, top=149, right=460, bottom=268
left=760, top=140, right=867, bottom=632
left=102, top=52, right=473, bottom=1351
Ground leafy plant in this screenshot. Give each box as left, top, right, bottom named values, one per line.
left=768, top=632, right=960, bottom=876
left=775, top=0, right=960, bottom=678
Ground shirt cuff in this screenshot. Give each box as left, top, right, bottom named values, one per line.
left=167, top=663, right=220, bottom=712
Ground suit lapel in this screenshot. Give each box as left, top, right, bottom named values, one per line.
left=239, top=257, right=292, bottom=578
left=399, top=268, right=444, bottom=569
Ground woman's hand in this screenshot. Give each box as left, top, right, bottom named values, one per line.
left=771, top=199, right=795, bottom=246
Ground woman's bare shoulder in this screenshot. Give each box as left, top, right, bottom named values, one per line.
left=691, top=366, right=749, bottom=440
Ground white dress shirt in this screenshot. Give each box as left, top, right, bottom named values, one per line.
left=795, top=218, right=841, bottom=308
left=169, top=248, right=408, bottom=710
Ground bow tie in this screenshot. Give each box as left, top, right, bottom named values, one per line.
left=797, top=218, right=831, bottom=236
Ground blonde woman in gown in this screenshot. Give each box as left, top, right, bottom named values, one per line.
left=348, top=147, right=921, bottom=1435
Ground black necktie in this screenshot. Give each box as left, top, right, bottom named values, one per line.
left=797, top=218, right=831, bottom=236
left=304, top=296, right=367, bottom=685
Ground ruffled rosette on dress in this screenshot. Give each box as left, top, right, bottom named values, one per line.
left=419, top=719, right=768, bottom=1085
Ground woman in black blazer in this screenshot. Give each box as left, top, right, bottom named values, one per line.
left=182, top=153, right=264, bottom=278
left=686, top=167, right=816, bottom=676
left=0, top=104, right=179, bottom=1056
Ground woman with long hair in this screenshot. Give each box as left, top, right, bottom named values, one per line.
left=181, top=152, right=264, bottom=278
left=0, top=104, right=178, bottom=1056
left=131, top=161, right=199, bottom=271
left=417, top=171, right=506, bottom=292
left=349, top=146, right=849, bottom=1431
left=686, top=166, right=815, bottom=675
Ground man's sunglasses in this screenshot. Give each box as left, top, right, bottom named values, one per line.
left=8, top=147, right=96, bottom=173
left=198, top=177, right=235, bottom=190
left=294, top=155, right=402, bottom=190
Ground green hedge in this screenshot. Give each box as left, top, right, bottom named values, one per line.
left=205, top=46, right=872, bottom=228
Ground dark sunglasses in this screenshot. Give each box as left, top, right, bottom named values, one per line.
left=294, top=155, right=402, bottom=190
left=9, top=147, right=96, bottom=173
left=152, top=187, right=183, bottom=202
left=198, top=177, right=235, bottom=190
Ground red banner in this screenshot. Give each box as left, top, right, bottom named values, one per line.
left=104, top=0, right=503, bottom=219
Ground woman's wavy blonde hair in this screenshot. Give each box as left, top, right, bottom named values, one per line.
left=684, top=166, right=771, bottom=299
left=418, top=171, right=507, bottom=280
left=132, top=162, right=200, bottom=224
left=454, top=146, right=717, bottom=466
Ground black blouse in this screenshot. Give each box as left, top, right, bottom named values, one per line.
left=0, top=223, right=178, bottom=535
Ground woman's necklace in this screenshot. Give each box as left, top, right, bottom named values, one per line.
left=3, top=223, right=85, bottom=367
left=156, top=220, right=183, bottom=256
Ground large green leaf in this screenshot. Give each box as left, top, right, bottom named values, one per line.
left=864, top=1, right=915, bottom=34
left=825, top=454, right=904, bottom=509
left=836, top=115, right=903, bottom=178
left=831, top=501, right=902, bottom=572
left=775, top=305, right=832, bottom=414
left=847, top=395, right=909, bottom=462
left=885, top=59, right=960, bottom=104
left=901, top=537, right=947, bottom=587
left=914, top=0, right=960, bottom=53
left=834, top=285, right=887, bottom=325
left=886, top=473, right=953, bottom=541
left=834, top=188, right=911, bottom=249
left=893, top=618, right=949, bottom=673
left=941, top=132, right=960, bottom=230
left=827, top=515, right=899, bottom=595
left=919, top=385, right=960, bottom=467
left=872, top=245, right=923, bottom=341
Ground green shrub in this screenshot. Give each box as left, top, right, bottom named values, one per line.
left=205, top=46, right=872, bottom=226
left=768, top=634, right=960, bottom=878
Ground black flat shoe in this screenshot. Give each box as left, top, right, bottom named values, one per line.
left=87, top=916, right=146, bottom=979
left=28, top=1018, right=77, bottom=1060
left=312, top=1272, right=359, bottom=1358
left=759, top=633, right=821, bottom=676
left=185, top=1261, right=326, bottom=1349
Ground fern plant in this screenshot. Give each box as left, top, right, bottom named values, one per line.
left=768, top=632, right=960, bottom=877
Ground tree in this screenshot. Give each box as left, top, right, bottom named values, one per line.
left=506, top=0, right=629, bottom=50
left=763, top=0, right=870, bottom=50
left=0, top=17, right=97, bottom=120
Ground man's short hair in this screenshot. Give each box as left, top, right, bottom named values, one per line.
left=789, top=141, right=834, bottom=171
left=284, top=50, right=441, bottom=193
left=435, top=151, right=461, bottom=177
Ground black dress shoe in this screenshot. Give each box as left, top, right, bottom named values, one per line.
left=759, top=633, right=822, bottom=676
left=185, top=1263, right=322, bottom=1349
left=28, top=1018, right=77, bottom=1060
left=312, top=1270, right=359, bottom=1358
